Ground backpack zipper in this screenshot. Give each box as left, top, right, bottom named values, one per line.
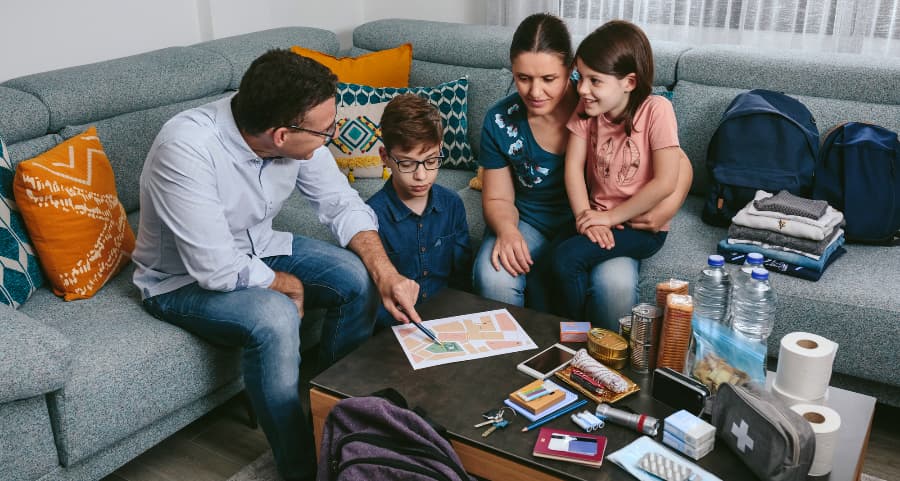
left=332, top=432, right=469, bottom=480
left=731, top=386, right=801, bottom=465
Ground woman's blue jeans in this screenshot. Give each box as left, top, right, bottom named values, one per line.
left=142, top=235, right=377, bottom=481
left=473, top=220, right=640, bottom=330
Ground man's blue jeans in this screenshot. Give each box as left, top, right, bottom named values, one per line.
left=142, top=235, right=377, bottom=480
left=473, top=220, right=640, bottom=328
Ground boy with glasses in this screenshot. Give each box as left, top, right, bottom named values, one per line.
left=367, top=94, right=473, bottom=327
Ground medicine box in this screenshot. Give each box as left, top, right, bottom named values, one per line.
left=662, top=430, right=715, bottom=460
left=560, top=322, right=591, bottom=343
left=663, top=410, right=716, bottom=446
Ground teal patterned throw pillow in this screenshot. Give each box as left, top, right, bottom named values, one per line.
left=334, top=77, right=475, bottom=170
left=1, top=137, right=44, bottom=307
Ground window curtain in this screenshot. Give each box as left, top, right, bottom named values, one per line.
left=486, top=0, right=899, bottom=56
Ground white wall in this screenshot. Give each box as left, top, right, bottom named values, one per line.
left=0, top=0, right=486, bottom=82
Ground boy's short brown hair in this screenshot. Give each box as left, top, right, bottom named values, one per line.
left=380, top=94, right=443, bottom=153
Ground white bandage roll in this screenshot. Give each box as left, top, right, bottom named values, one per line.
left=790, top=404, right=841, bottom=476
left=774, top=332, right=838, bottom=401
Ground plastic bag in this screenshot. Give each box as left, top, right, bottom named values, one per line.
left=685, top=316, right=765, bottom=402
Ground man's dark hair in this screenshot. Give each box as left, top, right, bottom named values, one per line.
left=232, top=49, right=337, bottom=135
left=380, top=94, right=442, bottom=153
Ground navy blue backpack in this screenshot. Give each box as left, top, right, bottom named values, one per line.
left=702, top=89, right=819, bottom=226
left=813, top=122, right=900, bottom=244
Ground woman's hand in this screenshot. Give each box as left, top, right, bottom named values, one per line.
left=575, top=208, right=611, bottom=234
left=491, top=227, right=533, bottom=276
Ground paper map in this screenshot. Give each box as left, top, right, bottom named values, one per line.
left=392, top=309, right=537, bottom=370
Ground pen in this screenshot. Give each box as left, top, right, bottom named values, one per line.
left=521, top=398, right=589, bottom=432
left=411, top=319, right=444, bottom=348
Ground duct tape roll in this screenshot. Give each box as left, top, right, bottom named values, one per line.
left=790, top=404, right=841, bottom=476
left=774, top=332, right=838, bottom=401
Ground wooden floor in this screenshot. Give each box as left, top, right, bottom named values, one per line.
left=103, top=389, right=900, bottom=481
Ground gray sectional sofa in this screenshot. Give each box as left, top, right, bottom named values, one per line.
left=1, top=17, right=897, bottom=481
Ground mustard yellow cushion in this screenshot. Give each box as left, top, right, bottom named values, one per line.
left=290, top=43, right=412, bottom=88
left=13, top=127, right=135, bottom=301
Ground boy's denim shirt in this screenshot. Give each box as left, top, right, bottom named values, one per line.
left=367, top=179, right=472, bottom=324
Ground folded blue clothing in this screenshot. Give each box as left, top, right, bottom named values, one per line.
left=720, top=233, right=844, bottom=271
left=718, top=242, right=846, bottom=281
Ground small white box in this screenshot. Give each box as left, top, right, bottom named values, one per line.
left=663, top=409, right=716, bottom=446
left=662, top=430, right=715, bottom=460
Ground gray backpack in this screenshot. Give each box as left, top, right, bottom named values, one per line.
left=317, top=389, right=473, bottom=481
left=712, top=383, right=816, bottom=481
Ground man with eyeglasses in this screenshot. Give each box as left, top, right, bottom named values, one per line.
left=131, top=49, right=421, bottom=481
left=366, top=94, right=473, bottom=328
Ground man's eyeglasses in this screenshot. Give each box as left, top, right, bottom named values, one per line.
left=285, top=121, right=336, bottom=139
left=389, top=154, right=445, bottom=173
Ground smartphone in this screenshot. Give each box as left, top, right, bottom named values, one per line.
left=517, top=344, right=577, bottom=379
left=651, top=367, right=710, bottom=415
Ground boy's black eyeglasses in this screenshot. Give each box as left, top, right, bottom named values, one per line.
left=285, top=122, right=336, bottom=139
left=389, top=154, right=445, bottom=173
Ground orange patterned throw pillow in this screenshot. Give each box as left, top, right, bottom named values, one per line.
left=13, top=127, right=135, bottom=300
left=290, top=43, right=412, bottom=87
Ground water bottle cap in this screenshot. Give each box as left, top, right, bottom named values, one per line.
left=707, top=254, right=725, bottom=267
left=747, top=253, right=764, bottom=265
left=751, top=268, right=769, bottom=280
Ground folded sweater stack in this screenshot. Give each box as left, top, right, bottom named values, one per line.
left=717, top=190, right=846, bottom=281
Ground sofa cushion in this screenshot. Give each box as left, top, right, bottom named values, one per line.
left=5, top=135, right=61, bottom=165
left=336, top=78, right=474, bottom=170
left=0, top=396, right=59, bottom=481
left=0, top=86, right=48, bottom=144
left=677, top=45, right=900, bottom=105
left=641, top=195, right=900, bottom=387
left=14, top=127, right=135, bottom=301
left=3, top=47, right=231, bottom=131
left=60, top=93, right=230, bottom=213
left=0, top=304, right=71, bottom=403
left=291, top=43, right=413, bottom=87
left=194, top=27, right=340, bottom=89
left=1, top=138, right=44, bottom=307
left=18, top=260, right=242, bottom=466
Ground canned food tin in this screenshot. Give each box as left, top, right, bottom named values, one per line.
left=618, top=315, right=632, bottom=340
left=587, top=328, right=629, bottom=369
left=630, top=303, right=659, bottom=345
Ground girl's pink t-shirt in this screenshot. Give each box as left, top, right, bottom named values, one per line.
left=567, top=94, right=680, bottom=230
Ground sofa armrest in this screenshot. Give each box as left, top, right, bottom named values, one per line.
left=0, top=304, right=72, bottom=403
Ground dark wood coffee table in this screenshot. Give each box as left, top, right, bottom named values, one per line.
left=310, top=289, right=875, bottom=480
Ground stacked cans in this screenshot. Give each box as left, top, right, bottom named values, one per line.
left=629, top=303, right=659, bottom=373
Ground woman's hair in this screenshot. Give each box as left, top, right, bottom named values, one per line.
left=576, top=20, right=654, bottom=136
left=380, top=94, right=443, bottom=153
left=509, top=13, right=573, bottom=66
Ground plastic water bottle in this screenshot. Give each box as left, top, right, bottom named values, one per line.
left=731, top=268, right=777, bottom=341
left=731, top=253, right=766, bottom=301
left=693, top=255, right=731, bottom=324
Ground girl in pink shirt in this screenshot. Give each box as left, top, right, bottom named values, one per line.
left=552, top=20, right=683, bottom=320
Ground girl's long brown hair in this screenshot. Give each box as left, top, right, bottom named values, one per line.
left=575, top=20, right=654, bottom=136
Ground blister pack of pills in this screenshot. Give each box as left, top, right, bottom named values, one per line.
left=637, top=452, right=700, bottom=481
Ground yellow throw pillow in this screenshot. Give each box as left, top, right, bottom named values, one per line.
left=13, top=127, right=135, bottom=301
left=290, top=43, right=412, bottom=87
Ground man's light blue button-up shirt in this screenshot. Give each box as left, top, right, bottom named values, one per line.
left=132, top=96, right=378, bottom=300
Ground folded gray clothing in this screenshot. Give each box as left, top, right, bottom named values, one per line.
left=753, top=190, right=829, bottom=219
left=728, top=223, right=842, bottom=256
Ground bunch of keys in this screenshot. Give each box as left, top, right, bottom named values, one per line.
left=474, top=407, right=514, bottom=438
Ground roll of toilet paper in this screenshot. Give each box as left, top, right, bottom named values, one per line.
left=771, top=382, right=826, bottom=407
left=790, top=404, right=841, bottom=476
left=774, top=332, right=838, bottom=401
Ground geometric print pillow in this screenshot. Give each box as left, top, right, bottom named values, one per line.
left=0, top=136, right=45, bottom=308
left=332, top=77, right=475, bottom=172
left=13, top=127, right=134, bottom=301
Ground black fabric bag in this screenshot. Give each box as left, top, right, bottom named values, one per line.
left=317, top=388, right=473, bottom=481
left=712, top=383, right=816, bottom=481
